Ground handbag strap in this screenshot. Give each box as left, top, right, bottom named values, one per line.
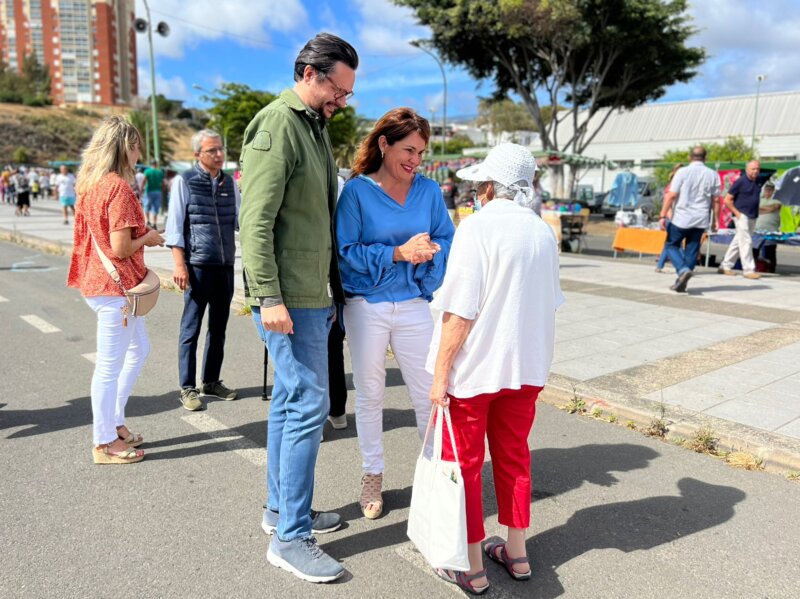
left=421, top=404, right=461, bottom=465
left=90, top=231, right=127, bottom=294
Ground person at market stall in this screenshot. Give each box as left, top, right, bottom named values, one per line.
left=719, top=160, right=764, bottom=279
left=754, top=180, right=781, bottom=273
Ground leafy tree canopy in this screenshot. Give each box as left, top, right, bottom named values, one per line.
left=396, top=0, right=705, bottom=193
left=0, top=54, right=52, bottom=106
left=655, top=136, right=756, bottom=186
left=203, top=83, right=276, bottom=163
left=128, top=109, right=174, bottom=165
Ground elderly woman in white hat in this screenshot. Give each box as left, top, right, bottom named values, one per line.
left=426, top=143, right=564, bottom=594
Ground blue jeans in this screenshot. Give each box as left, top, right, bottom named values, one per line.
left=178, top=264, right=234, bottom=389
left=665, top=222, right=704, bottom=275
left=144, top=191, right=161, bottom=214
left=252, top=305, right=334, bottom=541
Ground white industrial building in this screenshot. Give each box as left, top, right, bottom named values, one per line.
left=535, top=90, right=800, bottom=194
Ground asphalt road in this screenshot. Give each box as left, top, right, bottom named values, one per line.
left=1, top=240, right=799, bottom=599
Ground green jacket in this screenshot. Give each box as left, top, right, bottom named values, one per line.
left=239, top=88, right=343, bottom=308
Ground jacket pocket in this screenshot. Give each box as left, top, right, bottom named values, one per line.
left=278, top=249, right=319, bottom=299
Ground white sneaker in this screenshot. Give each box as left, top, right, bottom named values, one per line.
left=327, top=414, right=347, bottom=430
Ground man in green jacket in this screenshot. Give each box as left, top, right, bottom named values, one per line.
left=239, top=32, right=358, bottom=584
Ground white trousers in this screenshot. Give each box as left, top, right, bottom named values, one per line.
left=85, top=296, right=150, bottom=445
left=721, top=214, right=757, bottom=273
left=344, top=298, right=434, bottom=474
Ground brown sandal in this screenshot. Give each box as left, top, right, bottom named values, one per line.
left=360, top=473, right=383, bottom=519
left=93, top=443, right=144, bottom=464
left=117, top=426, right=143, bottom=448
left=484, top=542, right=531, bottom=580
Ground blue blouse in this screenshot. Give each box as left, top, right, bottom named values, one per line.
left=335, top=173, right=455, bottom=302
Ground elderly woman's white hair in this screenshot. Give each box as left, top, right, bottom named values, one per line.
left=191, top=129, right=222, bottom=153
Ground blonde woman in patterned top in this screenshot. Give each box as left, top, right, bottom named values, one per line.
left=67, top=116, right=164, bottom=464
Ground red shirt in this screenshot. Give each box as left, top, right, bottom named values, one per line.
left=67, top=173, right=148, bottom=297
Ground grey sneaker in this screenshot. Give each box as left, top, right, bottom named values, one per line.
left=201, top=380, right=237, bottom=401
left=262, top=508, right=342, bottom=535
left=267, top=535, right=344, bottom=583
left=327, top=414, right=348, bottom=430
left=180, top=388, right=203, bottom=411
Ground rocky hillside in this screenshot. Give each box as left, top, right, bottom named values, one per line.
left=0, top=103, right=195, bottom=166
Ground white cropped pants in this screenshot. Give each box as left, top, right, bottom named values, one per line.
left=85, top=296, right=150, bottom=445
left=343, top=298, right=434, bottom=474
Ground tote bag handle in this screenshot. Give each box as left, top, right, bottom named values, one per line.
left=420, top=404, right=460, bottom=466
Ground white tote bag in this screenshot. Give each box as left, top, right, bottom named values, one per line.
left=407, top=405, right=470, bottom=571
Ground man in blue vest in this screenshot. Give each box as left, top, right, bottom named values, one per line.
left=166, top=129, right=240, bottom=411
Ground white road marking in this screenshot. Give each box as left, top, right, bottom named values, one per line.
left=82, top=353, right=97, bottom=364
left=20, top=314, right=60, bottom=333
left=181, top=412, right=265, bottom=467
left=0, top=295, right=8, bottom=302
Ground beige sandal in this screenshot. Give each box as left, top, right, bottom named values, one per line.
left=117, top=426, right=144, bottom=448
left=360, top=473, right=383, bottom=519
left=93, top=443, right=144, bottom=464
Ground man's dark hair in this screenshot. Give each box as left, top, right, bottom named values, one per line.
left=690, top=146, right=706, bottom=161
left=293, top=32, right=359, bottom=82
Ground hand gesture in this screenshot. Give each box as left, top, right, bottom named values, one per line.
left=395, top=233, right=440, bottom=264
left=143, top=228, right=165, bottom=247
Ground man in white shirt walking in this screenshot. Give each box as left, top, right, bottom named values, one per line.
left=660, top=146, right=720, bottom=293
left=55, top=165, right=76, bottom=225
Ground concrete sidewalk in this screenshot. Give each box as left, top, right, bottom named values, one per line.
left=3, top=200, right=800, bottom=472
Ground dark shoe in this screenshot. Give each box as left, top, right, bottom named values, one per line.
left=267, top=535, right=344, bottom=583
left=261, top=508, right=342, bottom=535
left=180, top=387, right=203, bottom=411
left=671, top=270, right=693, bottom=293
left=435, top=568, right=489, bottom=595
left=484, top=541, right=531, bottom=581
left=201, top=380, right=237, bottom=401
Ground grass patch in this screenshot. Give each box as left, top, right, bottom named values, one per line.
left=670, top=436, right=686, bottom=446
left=687, top=427, right=717, bottom=454
left=591, top=408, right=603, bottom=419
left=608, top=414, right=618, bottom=424
left=237, top=303, right=252, bottom=316
left=725, top=451, right=763, bottom=471
left=786, top=471, right=800, bottom=482
left=625, top=420, right=637, bottom=430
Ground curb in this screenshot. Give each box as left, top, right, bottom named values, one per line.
left=539, top=383, right=800, bottom=475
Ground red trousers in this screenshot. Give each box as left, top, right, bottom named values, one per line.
left=441, top=385, right=541, bottom=544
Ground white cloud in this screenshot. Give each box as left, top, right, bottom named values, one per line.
left=349, top=0, right=430, bottom=55
left=677, top=0, right=800, bottom=97
left=137, top=67, right=189, bottom=101
left=134, top=0, right=308, bottom=59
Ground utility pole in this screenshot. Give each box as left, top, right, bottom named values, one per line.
left=751, top=74, right=766, bottom=152
left=410, top=41, right=447, bottom=157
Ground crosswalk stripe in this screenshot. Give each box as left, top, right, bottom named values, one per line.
left=82, top=353, right=97, bottom=364
left=0, top=295, right=8, bottom=302
left=20, top=314, right=60, bottom=333
left=181, top=412, right=265, bottom=467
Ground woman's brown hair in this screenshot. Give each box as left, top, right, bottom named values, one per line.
left=350, top=107, right=430, bottom=177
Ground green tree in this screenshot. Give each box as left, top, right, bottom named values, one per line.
left=128, top=110, right=174, bottom=164
left=203, top=83, right=276, bottom=163
left=476, top=98, right=537, bottom=142
left=655, top=136, right=756, bottom=186
left=396, top=0, right=705, bottom=195
left=13, top=147, right=30, bottom=164
left=20, top=54, right=51, bottom=106
left=327, top=106, right=363, bottom=167
left=443, top=134, right=474, bottom=154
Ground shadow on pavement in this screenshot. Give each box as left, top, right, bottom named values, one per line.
left=524, top=478, right=746, bottom=598
left=323, top=443, right=662, bottom=562
left=687, top=284, right=771, bottom=294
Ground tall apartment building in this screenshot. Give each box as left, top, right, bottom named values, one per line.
left=0, top=0, right=137, bottom=106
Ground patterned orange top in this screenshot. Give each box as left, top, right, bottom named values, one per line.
left=67, top=172, right=148, bottom=297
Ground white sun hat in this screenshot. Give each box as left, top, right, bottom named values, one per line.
left=455, top=143, right=537, bottom=187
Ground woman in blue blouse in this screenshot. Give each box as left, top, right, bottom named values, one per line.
left=335, top=107, right=455, bottom=520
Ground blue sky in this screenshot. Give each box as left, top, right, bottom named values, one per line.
left=135, top=0, right=800, bottom=121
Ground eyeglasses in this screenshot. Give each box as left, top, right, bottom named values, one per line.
left=200, top=146, right=226, bottom=156
left=322, top=74, right=354, bottom=101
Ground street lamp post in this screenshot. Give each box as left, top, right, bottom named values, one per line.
left=134, top=1, right=169, bottom=164
left=410, top=40, right=447, bottom=157
left=751, top=74, right=766, bottom=151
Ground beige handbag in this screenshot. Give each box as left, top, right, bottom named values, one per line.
left=91, top=233, right=160, bottom=319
